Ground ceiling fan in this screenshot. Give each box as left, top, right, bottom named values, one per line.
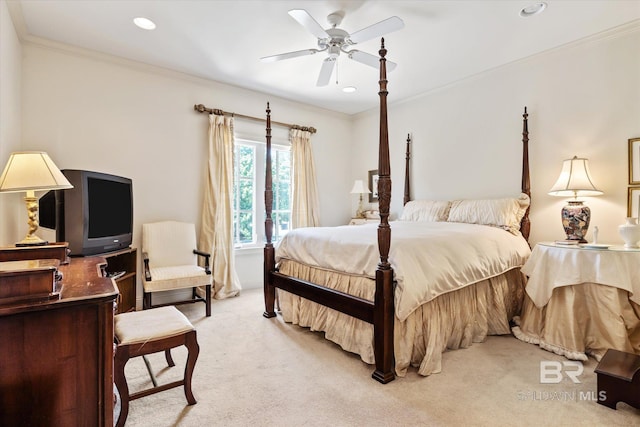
left=261, top=9, right=404, bottom=87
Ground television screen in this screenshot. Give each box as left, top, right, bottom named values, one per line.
left=87, top=177, right=133, bottom=238
left=46, top=169, right=134, bottom=256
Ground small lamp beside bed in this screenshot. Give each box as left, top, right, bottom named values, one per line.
left=350, top=179, right=371, bottom=219
left=548, top=155, right=602, bottom=243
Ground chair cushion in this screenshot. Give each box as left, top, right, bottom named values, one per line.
left=115, top=306, right=194, bottom=345
left=143, top=265, right=212, bottom=292
left=142, top=221, right=198, bottom=268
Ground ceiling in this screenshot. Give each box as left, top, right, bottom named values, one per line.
left=9, top=0, right=640, bottom=115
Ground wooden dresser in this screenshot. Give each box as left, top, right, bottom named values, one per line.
left=0, top=254, right=117, bottom=426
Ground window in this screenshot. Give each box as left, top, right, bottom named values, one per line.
left=233, top=138, right=291, bottom=247
left=234, top=144, right=255, bottom=244
left=271, top=148, right=292, bottom=241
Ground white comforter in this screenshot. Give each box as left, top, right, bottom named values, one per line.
left=276, top=221, right=531, bottom=321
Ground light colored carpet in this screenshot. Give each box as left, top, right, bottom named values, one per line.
left=122, top=288, right=639, bottom=427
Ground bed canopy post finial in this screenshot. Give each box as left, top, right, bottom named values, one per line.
left=372, top=37, right=395, bottom=385
left=377, top=37, right=391, bottom=269
left=404, top=133, right=411, bottom=206
left=520, top=106, right=531, bottom=242
left=263, top=102, right=277, bottom=318
left=265, top=102, right=273, bottom=247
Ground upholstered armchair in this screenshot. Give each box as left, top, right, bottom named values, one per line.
left=141, top=221, right=212, bottom=316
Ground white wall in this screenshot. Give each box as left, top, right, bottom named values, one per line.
left=352, top=22, right=640, bottom=246
left=14, top=39, right=352, bottom=297
left=6, top=13, right=640, bottom=299
left=0, top=0, right=23, bottom=244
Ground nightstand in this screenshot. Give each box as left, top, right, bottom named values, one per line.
left=523, top=242, right=640, bottom=306
left=513, top=242, right=640, bottom=361
left=348, top=218, right=379, bottom=225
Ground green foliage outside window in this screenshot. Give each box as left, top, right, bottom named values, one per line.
left=234, top=145, right=255, bottom=244
left=233, top=141, right=291, bottom=246
left=272, top=149, right=291, bottom=241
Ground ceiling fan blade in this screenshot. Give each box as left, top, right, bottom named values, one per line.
left=261, top=49, right=320, bottom=63
left=316, top=58, right=336, bottom=86
left=348, top=50, right=397, bottom=72
left=348, top=16, right=404, bottom=44
left=288, top=9, right=330, bottom=39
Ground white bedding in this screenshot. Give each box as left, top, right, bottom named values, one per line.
left=276, top=221, right=532, bottom=321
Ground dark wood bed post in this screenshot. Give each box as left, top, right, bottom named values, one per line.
left=520, top=107, right=531, bottom=242
left=263, top=102, right=277, bottom=318
left=372, top=38, right=395, bottom=384
left=404, top=133, right=411, bottom=206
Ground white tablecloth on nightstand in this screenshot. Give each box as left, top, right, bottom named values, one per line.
left=513, top=243, right=640, bottom=361
left=521, top=243, right=640, bottom=308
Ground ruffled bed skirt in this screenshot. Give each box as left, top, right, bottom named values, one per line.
left=512, top=283, right=640, bottom=361
left=277, top=260, right=525, bottom=377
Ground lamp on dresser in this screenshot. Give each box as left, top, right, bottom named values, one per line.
left=548, top=155, right=602, bottom=243
left=0, top=151, right=73, bottom=246
left=350, top=179, right=371, bottom=219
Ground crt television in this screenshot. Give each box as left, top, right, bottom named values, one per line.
left=40, top=169, right=133, bottom=256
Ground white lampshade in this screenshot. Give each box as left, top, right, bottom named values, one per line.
left=0, top=151, right=72, bottom=193
left=350, top=180, right=371, bottom=194
left=548, top=156, right=603, bottom=198
left=0, top=151, right=72, bottom=246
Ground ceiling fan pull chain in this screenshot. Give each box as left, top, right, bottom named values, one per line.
left=335, top=59, right=339, bottom=85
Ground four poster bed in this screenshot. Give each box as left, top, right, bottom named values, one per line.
left=262, top=40, right=532, bottom=383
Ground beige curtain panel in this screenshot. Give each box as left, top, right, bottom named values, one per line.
left=200, top=114, right=241, bottom=299
left=290, top=128, right=320, bottom=229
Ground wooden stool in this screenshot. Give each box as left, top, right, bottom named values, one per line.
left=114, top=306, right=199, bottom=427
left=594, top=348, right=640, bottom=410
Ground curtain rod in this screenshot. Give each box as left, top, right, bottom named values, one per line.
left=193, top=104, right=317, bottom=134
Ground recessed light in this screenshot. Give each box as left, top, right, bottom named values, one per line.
left=133, top=17, right=156, bottom=30
left=519, top=2, right=547, bottom=18
left=342, top=86, right=357, bottom=93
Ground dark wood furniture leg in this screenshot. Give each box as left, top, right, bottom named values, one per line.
left=114, top=320, right=199, bottom=427
left=205, top=284, right=212, bottom=317
left=263, top=102, right=277, bottom=319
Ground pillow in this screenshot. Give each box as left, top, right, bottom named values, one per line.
left=399, top=200, right=451, bottom=222
left=447, top=193, right=530, bottom=234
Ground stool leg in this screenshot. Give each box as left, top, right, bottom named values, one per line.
left=114, top=345, right=131, bottom=427
left=183, top=331, right=200, bottom=405
left=165, top=349, right=175, bottom=367
left=142, top=355, right=159, bottom=387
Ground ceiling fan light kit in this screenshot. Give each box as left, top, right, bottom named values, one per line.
left=260, top=9, right=404, bottom=87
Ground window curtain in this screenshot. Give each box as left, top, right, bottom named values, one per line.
left=200, top=114, right=241, bottom=299
left=290, top=129, right=320, bottom=228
